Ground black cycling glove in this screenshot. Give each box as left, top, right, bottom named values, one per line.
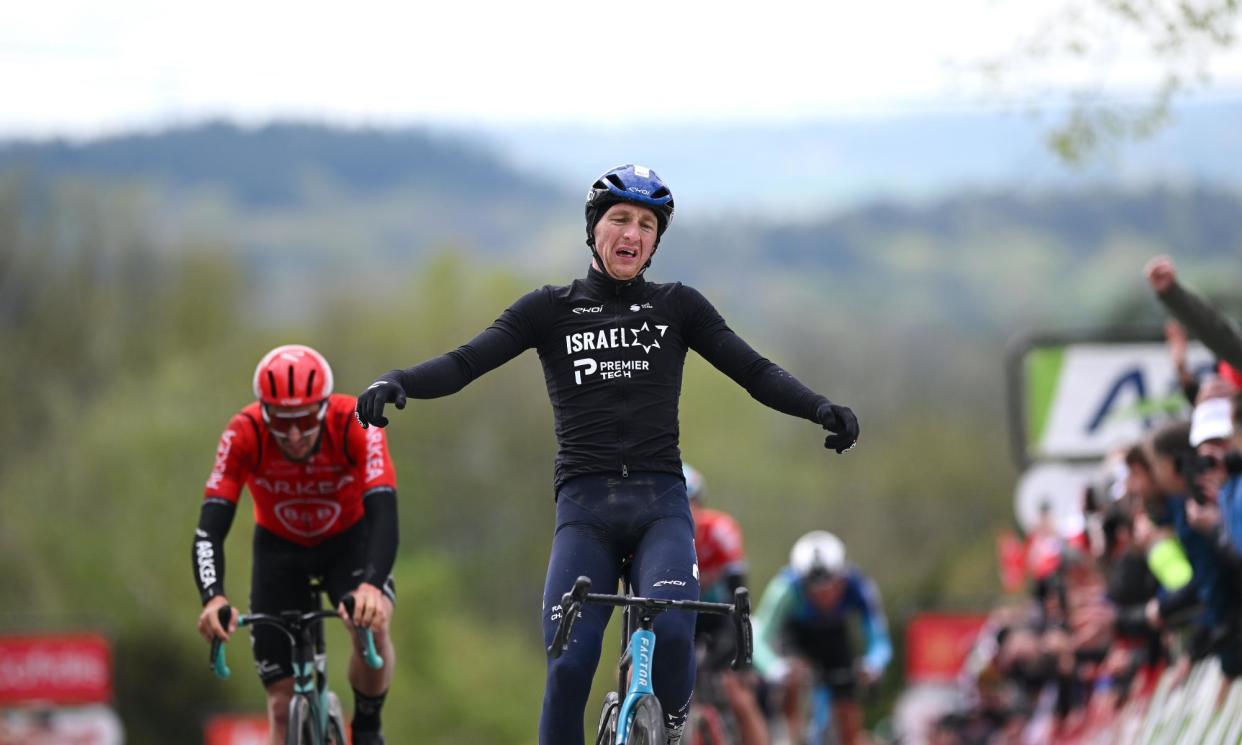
left=355, top=373, right=407, bottom=428
left=816, top=402, right=859, bottom=454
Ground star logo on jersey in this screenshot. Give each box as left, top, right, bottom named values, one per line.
left=630, top=322, right=669, bottom=354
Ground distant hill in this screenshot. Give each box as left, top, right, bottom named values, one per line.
left=473, top=98, right=1242, bottom=218
left=3, top=120, right=1240, bottom=334
left=0, top=121, right=568, bottom=209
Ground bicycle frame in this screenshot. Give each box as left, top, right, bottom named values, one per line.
left=210, top=594, right=382, bottom=744
left=548, top=575, right=753, bottom=745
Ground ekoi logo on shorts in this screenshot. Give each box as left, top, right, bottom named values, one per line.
left=274, top=498, right=342, bottom=538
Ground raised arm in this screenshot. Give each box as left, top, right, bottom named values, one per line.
left=1146, top=256, right=1242, bottom=370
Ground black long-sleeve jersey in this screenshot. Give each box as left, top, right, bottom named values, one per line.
left=384, top=266, right=832, bottom=490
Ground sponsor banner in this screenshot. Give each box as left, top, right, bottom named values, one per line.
left=905, top=613, right=988, bottom=683
left=1013, top=461, right=1101, bottom=535
left=0, top=704, right=124, bottom=744
left=204, top=714, right=269, bottom=745
left=1009, top=334, right=1213, bottom=465
left=0, top=633, right=112, bottom=705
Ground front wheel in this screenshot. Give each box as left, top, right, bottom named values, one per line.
left=286, top=695, right=314, bottom=745
left=627, top=695, right=665, bottom=745
left=326, top=691, right=348, bottom=745
left=595, top=691, right=620, bottom=745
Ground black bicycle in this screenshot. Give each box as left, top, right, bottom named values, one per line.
left=548, top=574, right=753, bottom=745
left=210, top=592, right=383, bottom=745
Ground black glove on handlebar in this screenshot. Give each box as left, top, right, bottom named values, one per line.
left=817, top=402, right=859, bottom=454
left=355, top=374, right=407, bottom=429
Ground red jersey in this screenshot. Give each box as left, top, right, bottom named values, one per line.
left=694, top=507, right=747, bottom=589
left=204, top=394, right=397, bottom=546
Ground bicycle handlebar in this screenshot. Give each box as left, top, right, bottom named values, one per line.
left=209, top=594, right=383, bottom=679
left=546, top=576, right=755, bottom=670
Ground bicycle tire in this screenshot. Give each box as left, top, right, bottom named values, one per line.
left=626, top=695, right=664, bottom=745
left=595, top=691, right=620, bottom=745
left=326, top=691, right=348, bottom=745
left=286, top=695, right=315, bottom=745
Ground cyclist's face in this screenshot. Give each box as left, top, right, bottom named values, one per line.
left=264, top=402, right=325, bottom=460
left=593, top=203, right=658, bottom=281
left=807, top=576, right=846, bottom=610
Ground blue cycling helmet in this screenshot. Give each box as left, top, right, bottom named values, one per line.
left=683, top=463, right=704, bottom=502
left=584, top=164, right=675, bottom=250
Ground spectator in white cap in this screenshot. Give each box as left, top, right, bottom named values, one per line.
left=1187, top=379, right=1238, bottom=518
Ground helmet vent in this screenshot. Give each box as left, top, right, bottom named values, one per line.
left=306, top=369, right=317, bottom=397
left=605, top=174, right=626, bottom=191
left=651, top=187, right=670, bottom=200
left=287, top=365, right=295, bottom=397
left=266, top=370, right=278, bottom=398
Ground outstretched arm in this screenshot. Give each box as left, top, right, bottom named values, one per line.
left=357, top=289, right=547, bottom=427
left=681, top=286, right=859, bottom=452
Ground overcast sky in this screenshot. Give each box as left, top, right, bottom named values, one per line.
left=5, top=0, right=1242, bottom=138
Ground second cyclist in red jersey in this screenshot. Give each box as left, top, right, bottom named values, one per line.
left=192, top=344, right=398, bottom=745
left=686, top=464, right=770, bottom=745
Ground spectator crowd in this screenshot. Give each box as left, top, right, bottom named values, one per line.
left=928, top=256, right=1242, bottom=744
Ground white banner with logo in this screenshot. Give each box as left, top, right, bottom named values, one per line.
left=1015, top=338, right=1214, bottom=463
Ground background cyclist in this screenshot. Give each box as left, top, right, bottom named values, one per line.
left=192, top=344, right=399, bottom=745
left=752, top=531, right=891, bottom=745
left=355, top=164, right=860, bottom=745
left=685, top=463, right=770, bottom=745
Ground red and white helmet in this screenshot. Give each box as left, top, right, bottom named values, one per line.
left=252, top=344, right=334, bottom=407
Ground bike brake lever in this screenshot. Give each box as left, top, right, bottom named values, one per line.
left=342, top=594, right=385, bottom=670
left=731, top=587, right=753, bottom=671
left=210, top=604, right=233, bottom=679
left=547, top=576, right=592, bottom=659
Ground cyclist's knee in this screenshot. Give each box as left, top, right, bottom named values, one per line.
left=264, top=678, right=294, bottom=727
left=652, top=611, right=696, bottom=654
left=545, top=647, right=599, bottom=697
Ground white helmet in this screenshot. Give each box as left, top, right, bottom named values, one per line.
left=790, top=531, right=846, bottom=580
left=683, top=463, right=705, bottom=501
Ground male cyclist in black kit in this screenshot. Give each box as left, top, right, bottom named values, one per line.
left=355, top=165, right=859, bottom=745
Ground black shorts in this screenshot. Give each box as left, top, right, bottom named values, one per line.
left=249, top=522, right=396, bottom=684
left=785, top=619, right=858, bottom=701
